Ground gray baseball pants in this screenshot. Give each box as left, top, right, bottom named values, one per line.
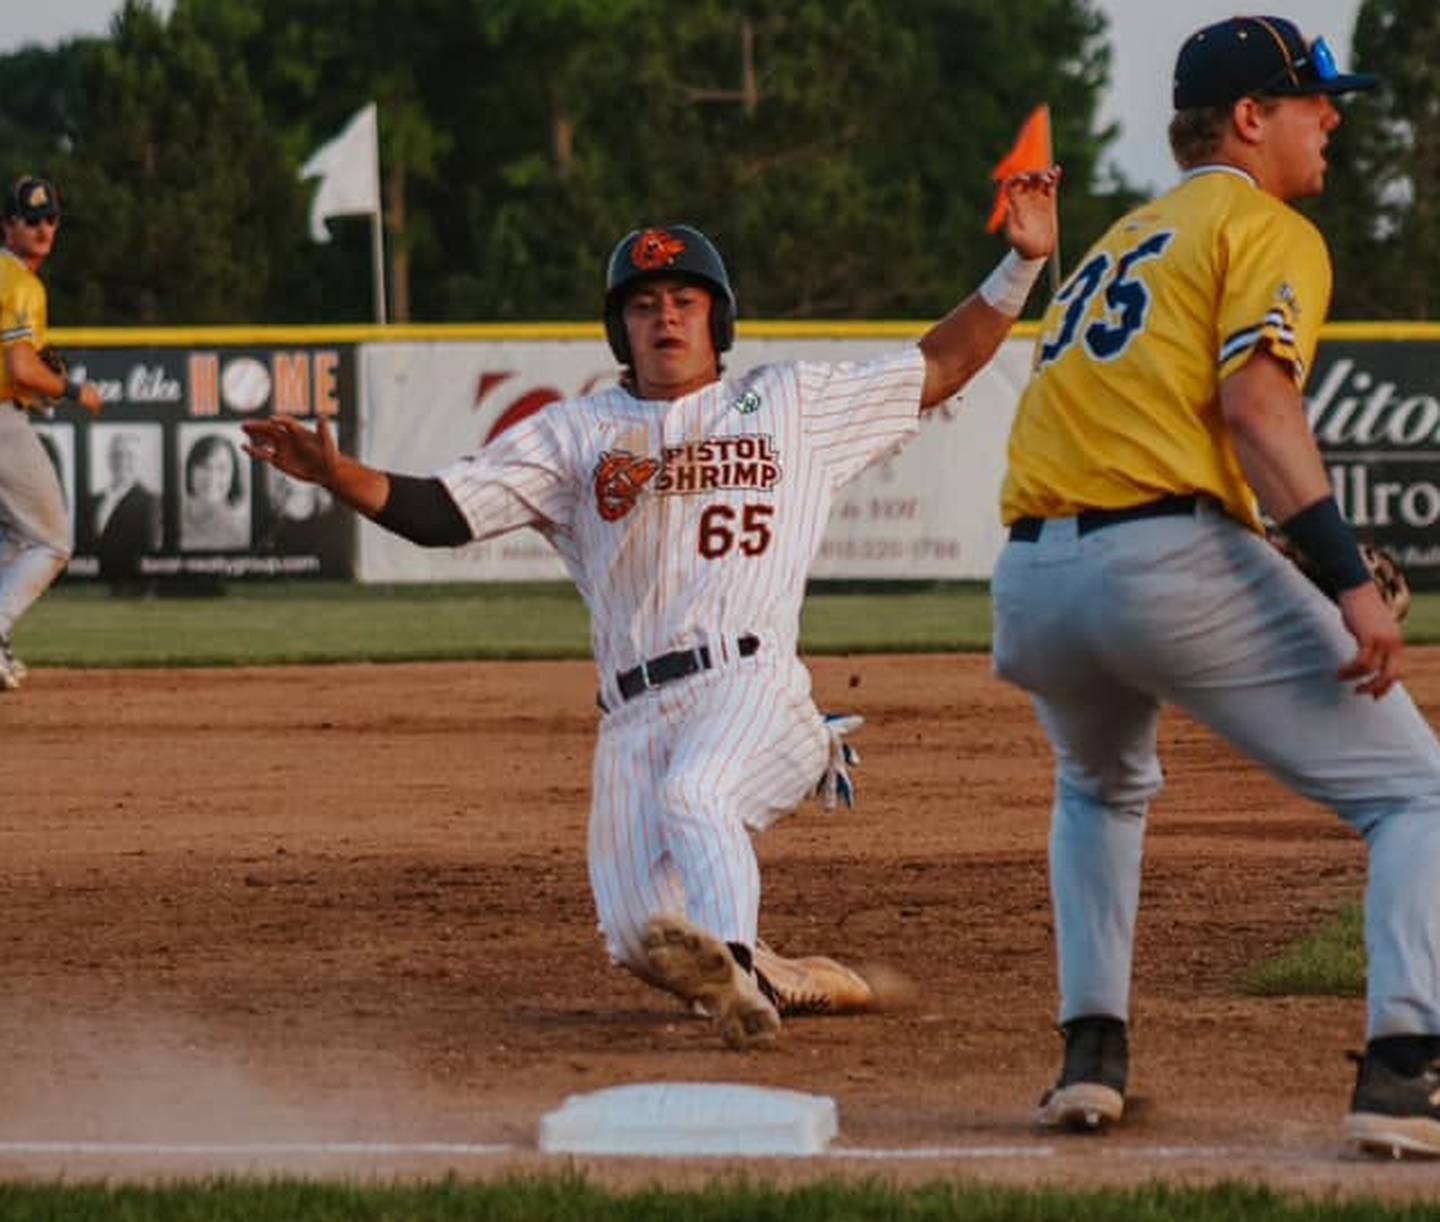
left=0, top=405, right=70, bottom=639
left=992, top=497, right=1440, bottom=1040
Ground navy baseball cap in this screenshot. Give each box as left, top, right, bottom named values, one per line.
left=1173, top=16, right=1378, bottom=110
left=3, top=176, right=60, bottom=223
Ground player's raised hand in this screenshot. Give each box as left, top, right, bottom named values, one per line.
left=242, top=415, right=340, bottom=489
left=1002, top=167, right=1062, bottom=261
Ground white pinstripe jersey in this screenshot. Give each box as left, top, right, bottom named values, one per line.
left=438, top=346, right=923, bottom=694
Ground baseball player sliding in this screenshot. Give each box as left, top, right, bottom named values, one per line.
left=993, top=16, right=1440, bottom=1157
left=246, top=172, right=1058, bottom=1047
left=0, top=176, right=104, bottom=691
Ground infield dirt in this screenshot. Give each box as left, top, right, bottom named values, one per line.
left=4, top=652, right=1439, bottom=1196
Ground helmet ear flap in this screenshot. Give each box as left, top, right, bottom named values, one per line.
left=710, top=300, right=735, bottom=354
left=604, top=305, right=632, bottom=365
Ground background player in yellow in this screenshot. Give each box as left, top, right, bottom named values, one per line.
left=992, top=16, right=1440, bottom=1158
left=0, top=175, right=104, bottom=690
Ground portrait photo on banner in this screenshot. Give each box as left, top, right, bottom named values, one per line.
left=177, top=422, right=251, bottom=553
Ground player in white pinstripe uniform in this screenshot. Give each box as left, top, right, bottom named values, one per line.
left=244, top=174, right=1058, bottom=1046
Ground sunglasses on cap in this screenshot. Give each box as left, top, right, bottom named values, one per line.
left=1254, top=29, right=1341, bottom=95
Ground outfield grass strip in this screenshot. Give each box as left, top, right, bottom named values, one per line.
left=20, top=584, right=1440, bottom=667
left=0, top=1175, right=1432, bottom=1220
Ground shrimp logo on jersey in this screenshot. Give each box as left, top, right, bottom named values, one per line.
left=594, top=450, right=662, bottom=521
left=631, top=228, right=686, bottom=271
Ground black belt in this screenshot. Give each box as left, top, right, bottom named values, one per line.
left=1009, top=495, right=1200, bottom=542
left=614, top=635, right=760, bottom=703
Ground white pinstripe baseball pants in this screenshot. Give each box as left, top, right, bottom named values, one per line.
left=587, top=654, right=829, bottom=972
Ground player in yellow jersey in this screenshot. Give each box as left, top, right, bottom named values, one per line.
left=1, top=176, right=103, bottom=689
left=992, top=17, right=1440, bottom=1157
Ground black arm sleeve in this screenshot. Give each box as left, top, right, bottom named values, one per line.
left=371, top=474, right=472, bottom=547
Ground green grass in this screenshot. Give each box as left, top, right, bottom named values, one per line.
left=16, top=581, right=594, bottom=666
left=12, top=581, right=997, bottom=667
left=1241, top=903, right=1366, bottom=998
left=18, top=582, right=1440, bottom=669
left=0, top=1177, right=1432, bottom=1221
left=23, top=581, right=1440, bottom=669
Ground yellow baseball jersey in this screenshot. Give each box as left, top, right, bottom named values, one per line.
left=1001, top=166, right=1331, bottom=532
left=0, top=248, right=48, bottom=404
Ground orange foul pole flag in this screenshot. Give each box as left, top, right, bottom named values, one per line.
left=986, top=104, right=1051, bottom=234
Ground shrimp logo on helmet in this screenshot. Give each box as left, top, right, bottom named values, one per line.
left=630, top=228, right=687, bottom=271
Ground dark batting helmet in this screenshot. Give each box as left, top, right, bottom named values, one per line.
left=603, top=224, right=736, bottom=365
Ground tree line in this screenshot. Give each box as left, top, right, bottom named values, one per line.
left=0, top=0, right=1427, bottom=325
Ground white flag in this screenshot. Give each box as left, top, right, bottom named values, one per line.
left=300, top=102, right=380, bottom=243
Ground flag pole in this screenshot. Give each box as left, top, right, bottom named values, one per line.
left=369, top=110, right=387, bottom=325
left=370, top=212, right=387, bottom=325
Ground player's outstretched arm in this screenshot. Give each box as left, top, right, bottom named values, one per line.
left=244, top=416, right=389, bottom=514
left=917, top=168, right=1060, bottom=410
left=244, top=416, right=471, bottom=547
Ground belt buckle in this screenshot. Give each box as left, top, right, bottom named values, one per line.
left=637, top=658, right=654, bottom=692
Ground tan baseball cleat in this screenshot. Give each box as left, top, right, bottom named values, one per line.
left=641, top=914, right=781, bottom=1050
left=752, top=941, right=880, bottom=1016
left=0, top=636, right=23, bottom=692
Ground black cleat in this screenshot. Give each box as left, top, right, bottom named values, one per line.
left=1345, top=1047, right=1440, bottom=1159
left=1037, top=1015, right=1128, bottom=1132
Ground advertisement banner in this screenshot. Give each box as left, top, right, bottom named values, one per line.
left=357, top=336, right=1032, bottom=583
left=47, top=330, right=1430, bottom=589
left=38, top=344, right=357, bottom=585
left=1308, top=343, right=1440, bottom=587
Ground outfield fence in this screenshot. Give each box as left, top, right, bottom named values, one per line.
left=46, top=321, right=1440, bottom=589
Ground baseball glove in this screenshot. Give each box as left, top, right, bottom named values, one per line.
left=32, top=345, right=69, bottom=408
left=37, top=345, right=68, bottom=380
left=1267, top=528, right=1412, bottom=622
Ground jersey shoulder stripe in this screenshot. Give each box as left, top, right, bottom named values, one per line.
left=1220, top=310, right=1296, bottom=363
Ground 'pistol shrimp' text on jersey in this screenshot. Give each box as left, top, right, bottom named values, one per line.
left=438, top=347, right=924, bottom=966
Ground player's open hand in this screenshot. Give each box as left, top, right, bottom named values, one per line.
left=1337, top=581, right=1403, bottom=699
left=243, top=415, right=340, bottom=489
left=78, top=383, right=103, bottom=417
left=1003, top=167, right=1062, bottom=261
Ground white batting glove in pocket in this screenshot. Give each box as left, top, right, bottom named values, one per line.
left=815, top=713, right=864, bottom=811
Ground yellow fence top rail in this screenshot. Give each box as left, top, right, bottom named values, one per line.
left=49, top=319, right=1440, bottom=347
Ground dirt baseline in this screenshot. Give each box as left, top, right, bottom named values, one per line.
left=4, top=651, right=1440, bottom=1197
